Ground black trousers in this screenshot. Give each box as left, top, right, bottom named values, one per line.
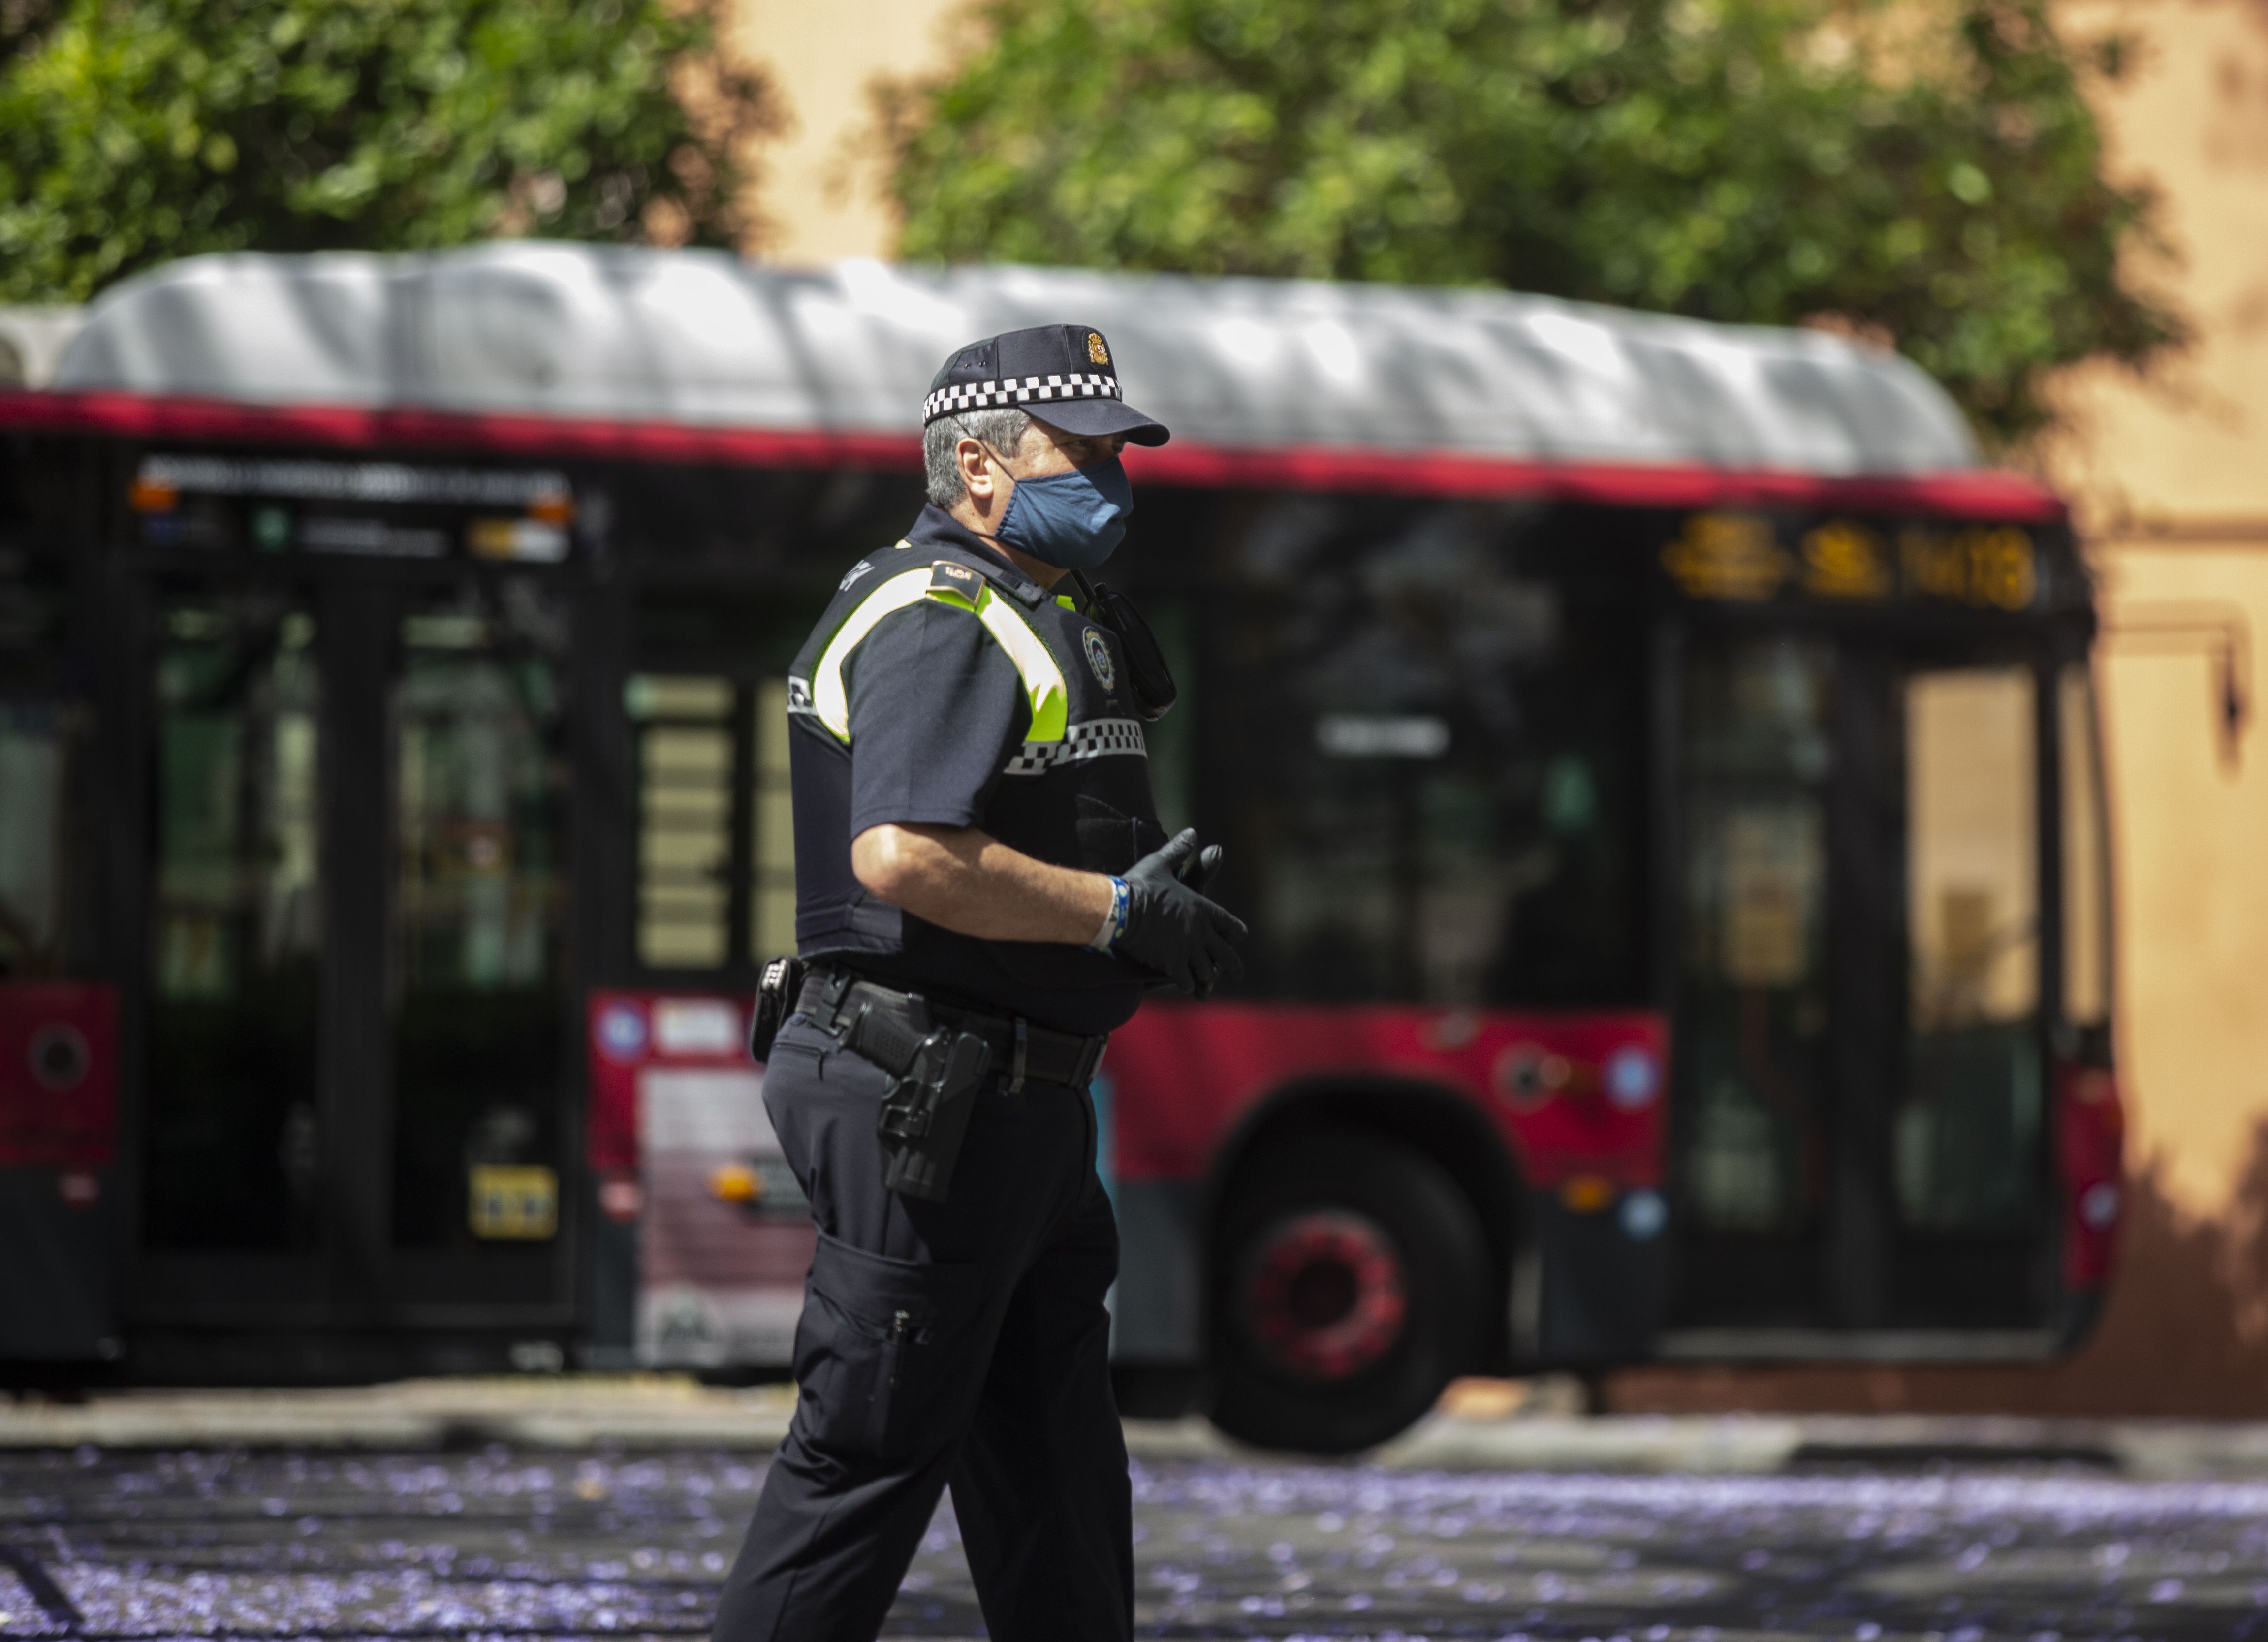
left=711, top=1015, right=1134, bottom=1642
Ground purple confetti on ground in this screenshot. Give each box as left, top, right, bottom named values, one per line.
left=4, top=1445, right=2267, bottom=1638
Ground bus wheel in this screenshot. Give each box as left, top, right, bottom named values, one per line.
left=1209, top=1128, right=1488, bottom=1455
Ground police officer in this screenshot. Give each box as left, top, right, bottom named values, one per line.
left=711, top=325, right=1247, bottom=1642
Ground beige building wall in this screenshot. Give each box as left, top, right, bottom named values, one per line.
left=730, top=0, right=2268, bottom=1406
left=731, top=0, right=957, bottom=264
left=2057, top=0, right=2268, bottom=1224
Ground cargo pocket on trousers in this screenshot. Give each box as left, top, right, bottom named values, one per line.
left=792, top=1232, right=988, bottom=1462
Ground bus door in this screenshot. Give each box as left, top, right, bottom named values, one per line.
left=375, top=570, right=579, bottom=1316
left=592, top=585, right=824, bottom=1371
left=1667, top=623, right=2060, bottom=1341
left=1884, top=645, right=2059, bottom=1329
left=126, top=533, right=585, bottom=1359
left=130, top=578, right=333, bottom=1330
left=0, top=530, right=117, bottom=1366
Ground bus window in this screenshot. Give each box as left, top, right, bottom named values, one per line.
left=629, top=589, right=820, bottom=974
left=1210, top=503, right=1644, bottom=1007
left=2061, top=665, right=2111, bottom=1028
left=625, top=672, right=799, bottom=970
left=390, top=583, right=569, bottom=1248
left=1136, top=601, right=1196, bottom=837
left=0, top=701, right=66, bottom=975
left=752, top=677, right=797, bottom=962
left=145, top=600, right=322, bottom=1249
left=1898, top=666, right=2040, bottom=1232
left=1678, top=638, right=1833, bottom=1236
left=628, top=674, right=737, bottom=968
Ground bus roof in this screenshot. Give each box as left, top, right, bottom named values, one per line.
left=0, top=245, right=2060, bottom=518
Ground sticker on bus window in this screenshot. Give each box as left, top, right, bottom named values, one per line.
left=469, top=1164, right=558, bottom=1239
left=467, top=517, right=569, bottom=563
left=1315, top=714, right=1450, bottom=758
left=303, top=516, right=448, bottom=558
left=653, top=998, right=743, bottom=1057
left=596, top=1002, right=649, bottom=1062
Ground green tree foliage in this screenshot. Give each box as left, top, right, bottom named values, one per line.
left=882, top=0, right=2181, bottom=442
left=0, top=0, right=774, bottom=303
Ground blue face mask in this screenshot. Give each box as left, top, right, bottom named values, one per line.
left=993, top=456, right=1132, bottom=570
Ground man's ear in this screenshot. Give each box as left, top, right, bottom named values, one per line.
left=957, top=436, right=996, bottom=502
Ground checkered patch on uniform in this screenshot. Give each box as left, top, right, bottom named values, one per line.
left=924, top=373, right=1124, bottom=423
left=1000, top=717, right=1148, bottom=776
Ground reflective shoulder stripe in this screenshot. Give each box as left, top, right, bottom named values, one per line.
left=971, top=591, right=1069, bottom=744
left=808, top=563, right=1070, bottom=747
left=810, top=567, right=935, bottom=741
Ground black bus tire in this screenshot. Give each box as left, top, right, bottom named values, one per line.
left=1208, top=1127, right=1490, bottom=1456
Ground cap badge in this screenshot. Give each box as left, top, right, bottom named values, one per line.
left=1086, top=332, right=1110, bottom=367
left=1082, top=627, right=1117, bottom=691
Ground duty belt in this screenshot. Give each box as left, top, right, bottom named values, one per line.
left=796, top=967, right=1108, bottom=1093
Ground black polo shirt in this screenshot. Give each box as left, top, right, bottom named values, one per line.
left=843, top=515, right=1030, bottom=842
left=784, top=505, right=1163, bottom=1035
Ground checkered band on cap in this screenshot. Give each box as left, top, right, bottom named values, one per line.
left=924, top=373, right=1124, bottom=424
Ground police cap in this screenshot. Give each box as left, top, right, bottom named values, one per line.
left=923, top=324, right=1170, bottom=446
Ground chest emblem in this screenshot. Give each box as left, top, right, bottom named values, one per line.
left=1082, top=627, right=1117, bottom=691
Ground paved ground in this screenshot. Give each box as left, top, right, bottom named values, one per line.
left=6, top=1386, right=2268, bottom=1639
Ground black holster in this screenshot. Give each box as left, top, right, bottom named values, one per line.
left=805, top=973, right=994, bottom=1202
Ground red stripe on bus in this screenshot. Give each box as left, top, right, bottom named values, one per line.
left=0, top=389, right=921, bottom=469
left=0, top=982, right=118, bottom=1168
left=0, top=388, right=2066, bottom=521
left=1127, top=443, right=2067, bottom=523
left=1107, top=1001, right=1670, bottom=1189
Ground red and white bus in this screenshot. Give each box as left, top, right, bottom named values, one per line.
left=0, top=247, right=2118, bottom=1452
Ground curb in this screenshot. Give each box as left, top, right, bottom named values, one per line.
left=9, top=1385, right=2268, bottom=1477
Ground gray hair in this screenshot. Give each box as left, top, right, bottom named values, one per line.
left=923, top=407, right=1033, bottom=508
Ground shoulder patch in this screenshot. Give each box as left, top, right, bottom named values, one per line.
left=929, top=559, right=984, bottom=595
left=1082, top=627, right=1117, bottom=692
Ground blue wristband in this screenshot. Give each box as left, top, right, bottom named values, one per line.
left=1088, top=875, right=1130, bottom=952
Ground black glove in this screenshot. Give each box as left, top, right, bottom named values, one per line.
left=1179, top=841, right=1224, bottom=895
left=1116, top=829, right=1248, bottom=998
